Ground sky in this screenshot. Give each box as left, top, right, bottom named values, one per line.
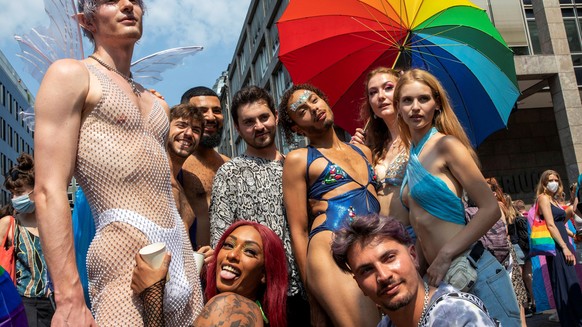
left=0, top=0, right=252, bottom=106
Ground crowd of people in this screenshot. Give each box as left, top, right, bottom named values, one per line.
left=1, top=0, right=582, bottom=327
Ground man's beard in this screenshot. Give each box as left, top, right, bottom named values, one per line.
left=199, top=128, right=223, bottom=148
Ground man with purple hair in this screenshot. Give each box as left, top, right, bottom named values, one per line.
left=331, top=214, right=498, bottom=327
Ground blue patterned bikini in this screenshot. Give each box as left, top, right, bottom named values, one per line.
left=306, top=144, right=380, bottom=239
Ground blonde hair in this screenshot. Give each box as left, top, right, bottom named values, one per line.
left=535, top=169, right=563, bottom=200
left=394, top=69, right=478, bottom=165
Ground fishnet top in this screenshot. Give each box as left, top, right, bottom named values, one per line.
left=75, top=64, right=203, bottom=326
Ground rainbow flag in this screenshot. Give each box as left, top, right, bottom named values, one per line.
left=531, top=220, right=582, bottom=311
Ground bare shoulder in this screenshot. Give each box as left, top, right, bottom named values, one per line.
left=284, top=148, right=308, bottom=165
left=0, top=216, right=12, bottom=232
left=44, top=59, right=89, bottom=82
left=194, top=292, right=263, bottom=327
left=220, top=153, right=231, bottom=162
left=435, top=135, right=471, bottom=160
left=351, top=142, right=373, bottom=158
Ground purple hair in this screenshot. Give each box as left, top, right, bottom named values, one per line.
left=332, top=214, right=412, bottom=273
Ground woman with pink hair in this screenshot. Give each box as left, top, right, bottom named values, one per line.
left=133, top=220, right=288, bottom=327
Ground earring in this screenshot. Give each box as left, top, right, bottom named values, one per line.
left=373, top=113, right=378, bottom=119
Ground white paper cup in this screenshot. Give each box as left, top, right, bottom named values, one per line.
left=193, top=251, right=204, bottom=274
left=139, top=242, right=167, bottom=269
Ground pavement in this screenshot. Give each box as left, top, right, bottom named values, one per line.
left=525, top=310, right=561, bottom=327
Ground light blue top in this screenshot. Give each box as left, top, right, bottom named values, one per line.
left=400, top=127, right=466, bottom=225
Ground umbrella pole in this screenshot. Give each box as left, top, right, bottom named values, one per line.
left=392, top=32, right=411, bottom=71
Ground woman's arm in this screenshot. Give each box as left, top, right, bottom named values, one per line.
left=538, top=195, right=575, bottom=265
left=131, top=252, right=171, bottom=327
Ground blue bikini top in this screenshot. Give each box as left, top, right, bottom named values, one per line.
left=401, top=127, right=466, bottom=225
left=307, top=143, right=378, bottom=199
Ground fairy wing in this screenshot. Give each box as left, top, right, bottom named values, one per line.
left=14, top=0, right=83, bottom=84
left=131, top=46, right=204, bottom=86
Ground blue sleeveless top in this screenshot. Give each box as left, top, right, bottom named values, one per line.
left=307, top=144, right=380, bottom=239
left=400, top=128, right=465, bottom=225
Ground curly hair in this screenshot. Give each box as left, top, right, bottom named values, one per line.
left=277, top=83, right=329, bottom=145
left=4, top=153, right=35, bottom=192
left=359, top=67, right=401, bottom=165
left=205, top=221, right=288, bottom=327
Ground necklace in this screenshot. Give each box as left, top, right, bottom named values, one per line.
left=417, top=281, right=430, bottom=327
left=255, top=300, right=269, bottom=324
left=88, top=55, right=141, bottom=96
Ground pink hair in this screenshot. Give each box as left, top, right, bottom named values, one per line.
left=205, top=220, right=288, bottom=327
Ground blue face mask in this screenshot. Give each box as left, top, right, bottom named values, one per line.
left=11, top=192, right=36, bottom=213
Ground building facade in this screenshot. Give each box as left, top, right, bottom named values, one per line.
left=0, top=49, right=34, bottom=205
left=222, top=0, right=582, bottom=202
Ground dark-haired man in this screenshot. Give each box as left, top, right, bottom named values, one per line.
left=180, top=87, right=229, bottom=247
left=167, top=103, right=204, bottom=231
left=332, top=214, right=497, bottom=327
left=209, top=86, right=309, bottom=325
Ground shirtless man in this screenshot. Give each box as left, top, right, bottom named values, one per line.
left=180, top=87, right=229, bottom=247
left=33, top=1, right=202, bottom=325
left=167, top=103, right=204, bottom=230
left=279, top=84, right=381, bottom=326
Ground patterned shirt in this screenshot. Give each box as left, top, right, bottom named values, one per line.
left=15, top=223, right=51, bottom=298
left=209, top=154, right=303, bottom=297
left=377, top=283, right=498, bottom=327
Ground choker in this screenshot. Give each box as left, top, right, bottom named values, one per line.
left=89, top=55, right=141, bottom=96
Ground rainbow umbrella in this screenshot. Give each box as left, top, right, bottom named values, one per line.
left=277, top=0, right=518, bottom=145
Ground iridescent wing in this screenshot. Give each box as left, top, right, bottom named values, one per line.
left=14, top=0, right=84, bottom=83
left=131, top=46, right=204, bottom=86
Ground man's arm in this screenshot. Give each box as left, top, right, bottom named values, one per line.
left=282, top=150, right=309, bottom=284
left=34, top=59, right=96, bottom=326
left=209, top=163, right=237, bottom=247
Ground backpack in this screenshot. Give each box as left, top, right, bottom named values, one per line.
left=464, top=203, right=510, bottom=265
left=514, top=215, right=530, bottom=254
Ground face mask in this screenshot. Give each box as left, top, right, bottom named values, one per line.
left=11, top=192, right=36, bottom=213
left=546, top=181, right=559, bottom=194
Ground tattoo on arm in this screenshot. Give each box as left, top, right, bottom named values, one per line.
left=195, top=293, right=261, bottom=327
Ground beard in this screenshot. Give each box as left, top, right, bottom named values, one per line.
left=382, top=293, right=413, bottom=311
left=199, top=128, right=223, bottom=148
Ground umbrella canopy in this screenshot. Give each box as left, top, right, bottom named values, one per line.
left=277, top=0, right=518, bottom=146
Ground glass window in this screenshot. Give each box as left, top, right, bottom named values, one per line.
left=562, top=8, right=575, bottom=17
left=575, top=67, right=582, bottom=86
left=527, top=20, right=542, bottom=54
left=564, top=19, right=582, bottom=52
left=572, top=54, right=582, bottom=66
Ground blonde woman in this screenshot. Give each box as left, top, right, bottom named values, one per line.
left=535, top=170, right=582, bottom=326
left=395, top=69, right=520, bottom=326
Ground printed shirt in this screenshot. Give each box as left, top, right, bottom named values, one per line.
left=209, top=154, right=303, bottom=297
left=377, top=283, right=498, bottom=327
